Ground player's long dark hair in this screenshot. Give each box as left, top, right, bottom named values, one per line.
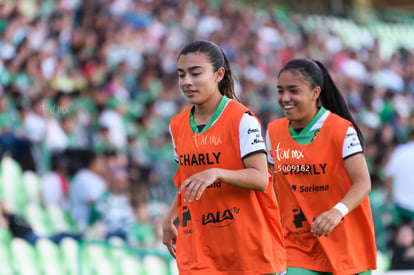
left=178, top=40, right=239, bottom=102
left=279, top=58, right=365, bottom=149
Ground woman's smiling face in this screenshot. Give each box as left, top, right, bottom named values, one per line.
left=277, top=70, right=321, bottom=129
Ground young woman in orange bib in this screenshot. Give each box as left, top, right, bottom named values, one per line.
left=162, top=40, right=286, bottom=275
left=266, top=59, right=377, bottom=275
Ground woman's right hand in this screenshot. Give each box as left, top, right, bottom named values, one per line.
left=162, top=217, right=178, bottom=258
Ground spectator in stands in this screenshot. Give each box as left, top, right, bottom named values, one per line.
left=69, top=150, right=107, bottom=231
left=0, top=201, right=81, bottom=245
left=41, top=152, right=70, bottom=211
left=128, top=201, right=157, bottom=249
left=390, top=223, right=414, bottom=270
left=21, top=95, right=47, bottom=173
left=0, top=91, right=35, bottom=171
left=93, top=124, right=116, bottom=153
left=384, top=128, right=414, bottom=224
left=97, top=99, right=128, bottom=151
left=87, top=167, right=135, bottom=241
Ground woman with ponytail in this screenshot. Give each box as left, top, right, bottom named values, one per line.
left=266, top=59, right=377, bottom=275
left=162, top=40, right=286, bottom=274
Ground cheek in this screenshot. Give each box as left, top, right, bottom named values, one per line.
left=277, top=94, right=283, bottom=104
left=301, top=95, right=315, bottom=106
left=197, top=75, right=210, bottom=85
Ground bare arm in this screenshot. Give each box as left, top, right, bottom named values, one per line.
left=162, top=194, right=179, bottom=258
left=406, top=247, right=414, bottom=259
left=217, top=152, right=269, bottom=190
left=340, top=153, right=372, bottom=211
left=0, top=202, right=10, bottom=228
left=164, top=194, right=179, bottom=222
left=384, top=176, right=393, bottom=202
left=312, top=153, right=371, bottom=237
left=178, top=152, right=269, bottom=202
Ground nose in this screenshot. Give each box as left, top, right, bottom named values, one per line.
left=181, top=74, right=193, bottom=87
left=279, top=91, right=290, bottom=102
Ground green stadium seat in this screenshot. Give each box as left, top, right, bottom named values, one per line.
left=35, top=238, right=62, bottom=265
left=64, top=211, right=79, bottom=233
left=107, top=236, right=129, bottom=267
left=119, top=254, right=147, bottom=275
left=80, top=242, right=115, bottom=275
left=109, top=246, right=130, bottom=274
left=24, top=203, right=53, bottom=236
left=81, top=242, right=111, bottom=262
left=0, top=227, right=12, bottom=245
left=108, top=235, right=126, bottom=246
left=22, top=171, right=42, bottom=205
left=107, top=241, right=149, bottom=275
left=46, top=205, right=71, bottom=233
left=304, top=15, right=414, bottom=60
left=10, top=237, right=40, bottom=275
left=15, top=261, right=42, bottom=275
left=376, top=250, right=391, bottom=272
left=0, top=156, right=25, bottom=212
left=0, top=241, right=14, bottom=275
left=41, top=261, right=66, bottom=275
left=11, top=237, right=37, bottom=263
left=59, top=237, right=79, bottom=275
left=92, top=257, right=119, bottom=275
left=169, top=259, right=178, bottom=275
left=142, top=254, right=169, bottom=275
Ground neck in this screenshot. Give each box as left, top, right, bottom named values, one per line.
left=291, top=107, right=319, bottom=129
left=193, top=94, right=223, bottom=125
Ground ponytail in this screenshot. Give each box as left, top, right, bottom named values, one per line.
left=314, top=60, right=365, bottom=149
left=219, top=48, right=239, bottom=102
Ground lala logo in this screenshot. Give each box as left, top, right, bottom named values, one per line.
left=201, top=207, right=240, bottom=227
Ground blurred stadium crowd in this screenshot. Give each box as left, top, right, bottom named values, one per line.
left=0, top=0, right=414, bottom=274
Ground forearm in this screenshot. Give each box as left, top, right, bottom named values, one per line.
left=0, top=215, right=7, bottom=228
left=162, top=193, right=179, bottom=258
left=164, top=194, right=179, bottom=223
left=215, top=152, right=269, bottom=191
left=178, top=153, right=269, bottom=202
left=406, top=247, right=414, bottom=259
left=340, top=154, right=372, bottom=213
left=312, top=154, right=371, bottom=237
left=339, top=180, right=371, bottom=212
left=215, top=167, right=268, bottom=191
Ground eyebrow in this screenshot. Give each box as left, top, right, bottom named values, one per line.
left=177, top=66, right=203, bottom=72
left=277, top=85, right=300, bottom=89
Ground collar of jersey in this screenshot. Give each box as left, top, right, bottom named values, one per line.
left=190, top=95, right=230, bottom=134
left=289, top=106, right=327, bottom=139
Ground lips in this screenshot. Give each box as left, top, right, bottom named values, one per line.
left=283, top=105, right=295, bottom=110
left=183, top=90, right=197, bottom=96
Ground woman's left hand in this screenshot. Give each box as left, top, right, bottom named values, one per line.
left=311, top=208, right=343, bottom=237
left=178, top=168, right=219, bottom=202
